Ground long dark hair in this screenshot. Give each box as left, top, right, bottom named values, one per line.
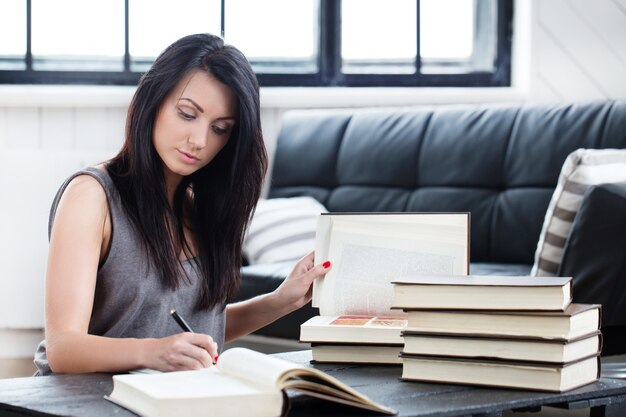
left=107, top=33, right=267, bottom=310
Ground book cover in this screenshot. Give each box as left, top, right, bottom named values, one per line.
left=392, top=275, right=573, bottom=311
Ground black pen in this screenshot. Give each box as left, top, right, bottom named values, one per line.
left=170, top=308, right=219, bottom=364
left=170, top=309, right=194, bottom=333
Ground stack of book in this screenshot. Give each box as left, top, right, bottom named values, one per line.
left=392, top=275, right=602, bottom=392
left=300, top=315, right=407, bottom=365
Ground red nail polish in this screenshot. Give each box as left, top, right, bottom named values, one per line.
left=214, top=355, right=219, bottom=363
left=323, top=261, right=331, bottom=269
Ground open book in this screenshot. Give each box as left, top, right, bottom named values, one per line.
left=106, top=348, right=396, bottom=417
left=312, top=213, right=470, bottom=317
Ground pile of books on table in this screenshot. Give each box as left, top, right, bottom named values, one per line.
left=392, top=275, right=602, bottom=392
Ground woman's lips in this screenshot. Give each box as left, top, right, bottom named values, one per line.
left=177, top=149, right=199, bottom=163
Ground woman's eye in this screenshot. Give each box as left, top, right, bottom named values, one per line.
left=212, top=125, right=229, bottom=135
left=177, top=108, right=195, bottom=120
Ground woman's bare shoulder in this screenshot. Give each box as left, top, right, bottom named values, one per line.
left=55, top=171, right=109, bottom=222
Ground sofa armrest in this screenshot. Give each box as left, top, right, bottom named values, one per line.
left=558, top=182, right=626, bottom=355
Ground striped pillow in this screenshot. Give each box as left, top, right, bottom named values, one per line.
left=243, top=197, right=328, bottom=264
left=532, top=149, right=626, bottom=276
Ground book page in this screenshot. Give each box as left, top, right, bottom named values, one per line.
left=111, top=367, right=275, bottom=399
left=312, top=214, right=333, bottom=307
left=314, top=214, right=468, bottom=316
left=217, top=347, right=303, bottom=390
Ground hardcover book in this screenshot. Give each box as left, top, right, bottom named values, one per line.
left=392, top=275, right=573, bottom=311
left=300, top=315, right=407, bottom=345
left=402, top=303, right=601, bottom=340
left=402, top=330, right=602, bottom=364
left=106, top=348, right=396, bottom=417
left=311, top=343, right=403, bottom=365
left=400, top=353, right=600, bottom=392
left=313, top=213, right=470, bottom=317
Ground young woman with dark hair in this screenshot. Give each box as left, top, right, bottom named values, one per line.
left=34, top=34, right=331, bottom=375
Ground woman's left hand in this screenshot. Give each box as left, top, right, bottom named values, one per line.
left=273, top=251, right=331, bottom=312
left=225, top=251, right=332, bottom=342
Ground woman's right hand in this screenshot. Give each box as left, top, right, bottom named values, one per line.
left=146, top=333, right=219, bottom=372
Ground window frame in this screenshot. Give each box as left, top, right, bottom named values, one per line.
left=0, top=0, right=512, bottom=87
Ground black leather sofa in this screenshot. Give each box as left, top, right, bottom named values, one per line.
left=234, top=100, right=626, bottom=354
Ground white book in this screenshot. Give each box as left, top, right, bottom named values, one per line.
left=402, top=331, right=602, bottom=364
left=300, top=315, right=407, bottom=345
left=312, top=213, right=470, bottom=317
left=107, top=348, right=395, bottom=417
left=401, top=354, right=600, bottom=393
left=312, top=344, right=403, bottom=365
left=393, top=275, right=572, bottom=311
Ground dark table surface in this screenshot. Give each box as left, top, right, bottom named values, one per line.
left=1, top=350, right=626, bottom=417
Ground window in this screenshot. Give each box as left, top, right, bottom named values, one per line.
left=0, top=0, right=512, bottom=87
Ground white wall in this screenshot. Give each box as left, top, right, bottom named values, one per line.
left=0, top=0, right=625, bottom=363
left=528, top=0, right=626, bottom=101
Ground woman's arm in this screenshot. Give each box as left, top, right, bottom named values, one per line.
left=44, top=175, right=218, bottom=374
left=224, top=252, right=330, bottom=342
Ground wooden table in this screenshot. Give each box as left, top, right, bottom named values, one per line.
left=1, top=351, right=625, bottom=417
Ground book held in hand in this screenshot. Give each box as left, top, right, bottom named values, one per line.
left=302, top=212, right=469, bottom=364
left=402, top=303, right=601, bottom=340
left=106, top=348, right=396, bottom=417
left=402, top=330, right=602, bottom=364
left=400, top=353, right=601, bottom=392
left=392, top=275, right=573, bottom=311
left=313, top=213, right=470, bottom=317
left=300, top=315, right=407, bottom=345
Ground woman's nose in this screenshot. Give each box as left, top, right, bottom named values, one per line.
left=188, top=126, right=210, bottom=149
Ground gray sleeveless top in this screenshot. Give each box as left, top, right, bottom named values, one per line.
left=34, top=167, right=226, bottom=375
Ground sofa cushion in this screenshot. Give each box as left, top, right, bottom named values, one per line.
left=532, top=149, right=626, bottom=276
left=470, top=263, right=531, bottom=276
left=558, top=182, right=626, bottom=328
left=243, top=196, right=327, bottom=264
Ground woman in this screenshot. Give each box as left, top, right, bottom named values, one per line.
left=34, top=33, right=331, bottom=375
